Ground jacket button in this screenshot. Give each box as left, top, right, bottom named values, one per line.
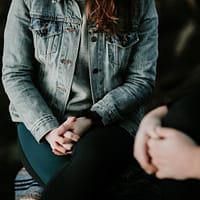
left=91, top=36, right=97, bottom=42
left=66, top=27, right=76, bottom=32
left=92, top=68, right=98, bottom=74
left=61, top=59, right=73, bottom=64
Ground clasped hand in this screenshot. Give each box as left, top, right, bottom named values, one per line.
left=134, top=105, right=198, bottom=179
left=45, top=116, right=93, bottom=156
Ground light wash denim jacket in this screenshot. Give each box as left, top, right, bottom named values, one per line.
left=2, top=0, right=158, bottom=143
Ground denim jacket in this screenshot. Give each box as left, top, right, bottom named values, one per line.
left=2, top=0, right=158, bottom=143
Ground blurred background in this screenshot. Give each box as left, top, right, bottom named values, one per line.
left=0, top=0, right=200, bottom=199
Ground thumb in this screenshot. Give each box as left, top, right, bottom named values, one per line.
left=154, top=126, right=172, bottom=139
left=154, top=105, right=168, bottom=118
left=147, top=127, right=160, bottom=139
left=57, top=116, right=77, bottom=136
left=64, top=116, right=76, bottom=124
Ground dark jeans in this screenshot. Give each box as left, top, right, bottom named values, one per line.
left=160, top=179, right=200, bottom=200
left=17, top=123, right=134, bottom=200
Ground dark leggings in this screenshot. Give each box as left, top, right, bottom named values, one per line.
left=17, top=123, right=134, bottom=200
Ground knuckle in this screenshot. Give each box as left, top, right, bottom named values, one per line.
left=133, top=150, right=138, bottom=159
left=156, top=172, right=162, bottom=179
left=67, top=144, right=73, bottom=150
left=142, top=163, right=150, bottom=172
left=69, top=132, right=74, bottom=139
left=64, top=131, right=71, bottom=138
left=60, top=138, right=64, bottom=144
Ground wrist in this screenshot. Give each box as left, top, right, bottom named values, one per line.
left=84, top=110, right=102, bottom=125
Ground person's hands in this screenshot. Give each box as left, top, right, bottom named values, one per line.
left=147, top=127, right=198, bottom=179
left=45, top=117, right=80, bottom=156
left=63, top=116, right=93, bottom=137
left=60, top=116, right=93, bottom=153
left=133, top=105, right=168, bottom=174
left=45, top=116, right=93, bottom=156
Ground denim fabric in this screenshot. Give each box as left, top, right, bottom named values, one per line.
left=2, top=0, right=158, bottom=142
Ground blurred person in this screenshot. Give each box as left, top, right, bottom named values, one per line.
left=134, top=86, right=200, bottom=199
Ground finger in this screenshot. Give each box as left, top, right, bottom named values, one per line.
left=147, top=138, right=157, bottom=149
left=53, top=148, right=73, bottom=156
left=147, top=143, right=162, bottom=171
left=55, top=136, right=65, bottom=145
left=141, top=160, right=157, bottom=175
left=53, top=142, right=67, bottom=154
left=154, top=127, right=173, bottom=139
left=152, top=105, right=168, bottom=117
left=155, top=170, right=166, bottom=179
left=65, top=151, right=73, bottom=155
left=147, top=128, right=160, bottom=139
left=56, top=124, right=69, bottom=136
left=53, top=149, right=72, bottom=156
left=52, top=148, right=66, bottom=156
left=141, top=152, right=158, bottom=175
left=134, top=142, right=157, bottom=174
left=147, top=138, right=161, bottom=160
left=62, top=143, right=73, bottom=151
left=64, top=116, right=77, bottom=124
left=64, top=131, right=80, bottom=142
left=62, top=137, right=74, bottom=144
left=149, top=153, right=160, bottom=168
left=56, top=117, right=76, bottom=136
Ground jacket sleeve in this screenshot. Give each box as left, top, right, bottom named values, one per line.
left=91, top=0, right=159, bottom=125
left=2, top=0, right=59, bottom=143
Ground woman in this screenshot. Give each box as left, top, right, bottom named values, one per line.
left=2, top=0, right=158, bottom=199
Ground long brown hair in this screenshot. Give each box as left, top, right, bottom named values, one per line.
left=86, top=0, right=137, bottom=34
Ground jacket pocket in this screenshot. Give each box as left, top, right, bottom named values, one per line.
left=106, top=32, right=139, bottom=68
left=30, top=17, right=62, bottom=56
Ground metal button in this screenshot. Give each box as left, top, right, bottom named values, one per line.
left=66, top=27, right=76, bottom=33
left=92, top=68, right=98, bottom=74
left=61, top=59, right=73, bottom=65
left=91, top=36, right=97, bottom=42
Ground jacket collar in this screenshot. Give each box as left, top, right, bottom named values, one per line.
left=52, top=0, right=61, bottom=3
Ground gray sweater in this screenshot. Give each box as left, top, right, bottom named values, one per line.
left=65, top=0, right=92, bottom=117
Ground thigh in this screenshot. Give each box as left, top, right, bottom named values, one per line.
left=41, top=124, right=134, bottom=200
left=160, top=179, right=200, bottom=200
left=71, top=124, right=134, bottom=182
left=17, top=123, right=71, bottom=186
